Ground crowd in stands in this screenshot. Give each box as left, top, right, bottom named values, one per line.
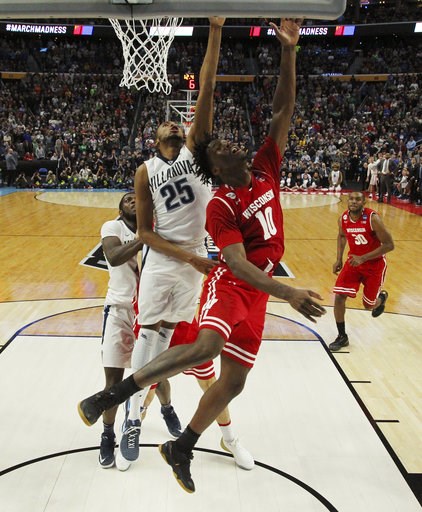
left=1, top=21, right=421, bottom=205
left=356, top=2, right=421, bottom=24
left=359, top=38, right=422, bottom=75
left=256, top=41, right=356, bottom=76
left=2, top=33, right=421, bottom=78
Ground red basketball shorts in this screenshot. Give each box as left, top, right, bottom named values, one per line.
left=170, top=318, right=215, bottom=380
left=333, top=257, right=387, bottom=307
left=198, top=267, right=269, bottom=368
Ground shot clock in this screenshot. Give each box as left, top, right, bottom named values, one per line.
left=180, top=72, right=199, bottom=91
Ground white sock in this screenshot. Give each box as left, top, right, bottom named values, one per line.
left=219, top=422, right=235, bottom=443
left=126, top=384, right=152, bottom=421
left=132, top=328, right=160, bottom=369
left=152, top=327, right=174, bottom=358
left=127, top=329, right=159, bottom=421
left=127, top=389, right=144, bottom=422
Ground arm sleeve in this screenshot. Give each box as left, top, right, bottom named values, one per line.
left=206, top=197, right=243, bottom=250
left=252, top=136, right=282, bottom=184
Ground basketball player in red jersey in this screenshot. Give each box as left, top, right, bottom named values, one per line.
left=134, top=315, right=254, bottom=470
left=78, top=18, right=326, bottom=492
left=171, top=320, right=253, bottom=470
left=329, top=191, right=394, bottom=351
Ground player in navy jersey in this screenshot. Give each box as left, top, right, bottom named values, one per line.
left=78, top=18, right=326, bottom=492
left=329, top=191, right=394, bottom=351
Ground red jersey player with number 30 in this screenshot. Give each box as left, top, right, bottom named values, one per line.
left=329, top=191, right=395, bottom=351
left=78, top=19, right=326, bottom=494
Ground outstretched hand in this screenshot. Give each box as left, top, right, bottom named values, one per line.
left=287, top=289, right=326, bottom=323
left=270, top=18, right=302, bottom=47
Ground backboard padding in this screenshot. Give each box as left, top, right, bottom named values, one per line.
left=0, top=0, right=347, bottom=20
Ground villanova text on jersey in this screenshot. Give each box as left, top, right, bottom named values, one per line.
left=149, top=159, right=196, bottom=193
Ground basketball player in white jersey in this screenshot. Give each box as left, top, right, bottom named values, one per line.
left=100, top=192, right=142, bottom=468
left=100, top=192, right=181, bottom=469
left=117, top=17, right=252, bottom=471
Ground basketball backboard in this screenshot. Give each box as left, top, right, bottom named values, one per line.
left=0, top=0, right=346, bottom=20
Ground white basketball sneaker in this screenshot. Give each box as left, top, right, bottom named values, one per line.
left=220, top=437, right=254, bottom=470
left=115, top=447, right=132, bottom=471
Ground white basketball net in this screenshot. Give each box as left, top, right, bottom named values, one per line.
left=109, top=17, right=183, bottom=95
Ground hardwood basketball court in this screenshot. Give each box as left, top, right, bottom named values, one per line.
left=0, top=188, right=420, bottom=511
left=0, top=0, right=420, bottom=507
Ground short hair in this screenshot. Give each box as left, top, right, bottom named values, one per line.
left=118, top=192, right=134, bottom=211
left=192, top=133, right=218, bottom=185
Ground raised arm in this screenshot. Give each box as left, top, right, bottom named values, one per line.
left=186, top=17, right=225, bottom=151
left=268, top=18, right=301, bottom=155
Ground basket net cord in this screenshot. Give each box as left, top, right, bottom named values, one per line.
left=109, top=17, right=183, bottom=94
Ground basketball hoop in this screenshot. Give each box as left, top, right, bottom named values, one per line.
left=109, top=17, right=183, bottom=95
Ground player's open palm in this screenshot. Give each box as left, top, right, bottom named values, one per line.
left=270, top=18, right=302, bottom=47
left=287, top=289, right=326, bottom=323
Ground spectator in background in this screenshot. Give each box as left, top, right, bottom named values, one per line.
left=329, top=162, right=344, bottom=192
left=5, top=147, right=18, bottom=186
left=397, top=166, right=410, bottom=199
left=31, top=170, right=43, bottom=188
left=310, top=171, right=321, bottom=189
left=365, top=155, right=381, bottom=199
left=416, top=163, right=422, bottom=206
left=405, top=135, right=416, bottom=154
left=378, top=152, right=397, bottom=204
left=86, top=170, right=97, bottom=189
left=113, top=169, right=125, bottom=189
left=320, top=162, right=330, bottom=189
left=15, top=172, right=29, bottom=188
left=284, top=171, right=298, bottom=191
left=35, top=140, right=46, bottom=160
left=300, top=170, right=312, bottom=190
left=69, top=170, right=81, bottom=188
left=58, top=168, right=70, bottom=189
left=44, top=170, right=57, bottom=188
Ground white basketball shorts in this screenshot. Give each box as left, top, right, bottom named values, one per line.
left=138, top=244, right=206, bottom=325
left=101, top=304, right=136, bottom=368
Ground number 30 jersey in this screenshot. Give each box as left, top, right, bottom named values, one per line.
left=145, top=145, right=212, bottom=244
left=342, top=208, right=382, bottom=259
